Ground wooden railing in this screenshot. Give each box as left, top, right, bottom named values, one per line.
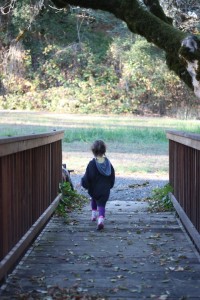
left=0, top=131, right=64, bottom=281
left=167, top=130, right=200, bottom=251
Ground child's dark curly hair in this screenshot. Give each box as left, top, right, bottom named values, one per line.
left=91, top=140, right=106, bottom=156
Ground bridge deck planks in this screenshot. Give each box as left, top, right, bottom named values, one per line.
left=1, top=200, right=200, bottom=299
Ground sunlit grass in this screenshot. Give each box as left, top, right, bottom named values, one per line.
left=63, top=127, right=167, bottom=143
left=1, top=111, right=200, bottom=177
left=0, top=112, right=197, bottom=137
left=0, top=112, right=200, bottom=139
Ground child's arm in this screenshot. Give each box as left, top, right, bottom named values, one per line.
left=81, top=163, right=91, bottom=190
left=81, top=176, right=89, bottom=189
left=110, top=165, right=115, bottom=188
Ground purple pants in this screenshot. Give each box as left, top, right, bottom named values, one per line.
left=91, top=198, right=105, bottom=218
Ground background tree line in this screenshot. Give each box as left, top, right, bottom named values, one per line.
left=0, top=0, right=200, bottom=118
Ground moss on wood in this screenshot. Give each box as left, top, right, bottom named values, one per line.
left=166, top=53, right=193, bottom=89
left=143, top=0, right=172, bottom=25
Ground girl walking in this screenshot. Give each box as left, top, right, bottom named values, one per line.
left=81, top=140, right=115, bottom=230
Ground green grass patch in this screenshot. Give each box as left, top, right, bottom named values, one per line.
left=117, top=155, right=169, bottom=175
left=63, top=127, right=167, bottom=144
left=1, top=112, right=200, bottom=176
left=1, top=112, right=200, bottom=140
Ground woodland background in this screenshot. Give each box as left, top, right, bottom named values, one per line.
left=0, top=0, right=200, bottom=118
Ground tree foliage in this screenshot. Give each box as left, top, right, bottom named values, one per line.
left=160, top=0, right=200, bottom=31
left=49, top=0, right=200, bottom=98
left=0, top=0, right=200, bottom=116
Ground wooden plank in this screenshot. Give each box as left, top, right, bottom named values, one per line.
left=170, top=193, right=200, bottom=252
left=0, top=194, right=61, bottom=282
left=167, top=130, right=200, bottom=141
left=0, top=131, right=64, bottom=157
left=166, top=130, right=200, bottom=151
left=168, top=137, right=200, bottom=237
left=0, top=159, right=3, bottom=260
left=0, top=131, right=63, bottom=279
left=0, top=156, right=12, bottom=259
left=0, top=131, right=65, bottom=145
left=1, top=201, right=200, bottom=299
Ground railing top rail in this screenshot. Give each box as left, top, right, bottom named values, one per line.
left=166, top=130, right=200, bottom=151
left=0, top=130, right=64, bottom=157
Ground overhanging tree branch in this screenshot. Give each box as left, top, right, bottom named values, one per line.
left=52, top=0, right=200, bottom=98
left=143, top=0, right=172, bottom=24
left=1, top=0, right=199, bottom=100
left=50, top=0, right=200, bottom=98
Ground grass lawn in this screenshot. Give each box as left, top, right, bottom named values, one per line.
left=1, top=110, right=200, bottom=179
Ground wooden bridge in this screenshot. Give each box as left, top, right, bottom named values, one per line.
left=0, top=130, right=200, bottom=299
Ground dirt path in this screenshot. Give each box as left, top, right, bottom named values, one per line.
left=1, top=176, right=200, bottom=299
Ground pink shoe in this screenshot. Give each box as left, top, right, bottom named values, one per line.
left=97, top=216, right=104, bottom=230
left=91, top=210, right=97, bottom=221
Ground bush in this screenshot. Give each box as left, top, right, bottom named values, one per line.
left=56, top=182, right=88, bottom=219
left=2, top=7, right=198, bottom=117
left=149, top=183, right=174, bottom=212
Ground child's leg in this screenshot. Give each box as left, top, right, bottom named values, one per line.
left=91, top=198, right=98, bottom=221
left=91, top=198, right=97, bottom=210
left=98, top=206, right=105, bottom=218
left=97, top=202, right=106, bottom=230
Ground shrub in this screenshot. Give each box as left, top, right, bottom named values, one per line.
left=56, top=182, right=88, bottom=219
left=149, top=183, right=174, bottom=212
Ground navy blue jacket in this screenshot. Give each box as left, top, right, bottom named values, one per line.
left=81, top=157, right=115, bottom=204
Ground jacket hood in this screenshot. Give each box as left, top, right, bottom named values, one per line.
left=95, top=157, right=111, bottom=176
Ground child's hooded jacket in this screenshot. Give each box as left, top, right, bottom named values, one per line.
left=81, top=157, right=115, bottom=204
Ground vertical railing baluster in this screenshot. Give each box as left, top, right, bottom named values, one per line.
left=167, top=131, right=200, bottom=235
left=0, top=131, right=64, bottom=281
